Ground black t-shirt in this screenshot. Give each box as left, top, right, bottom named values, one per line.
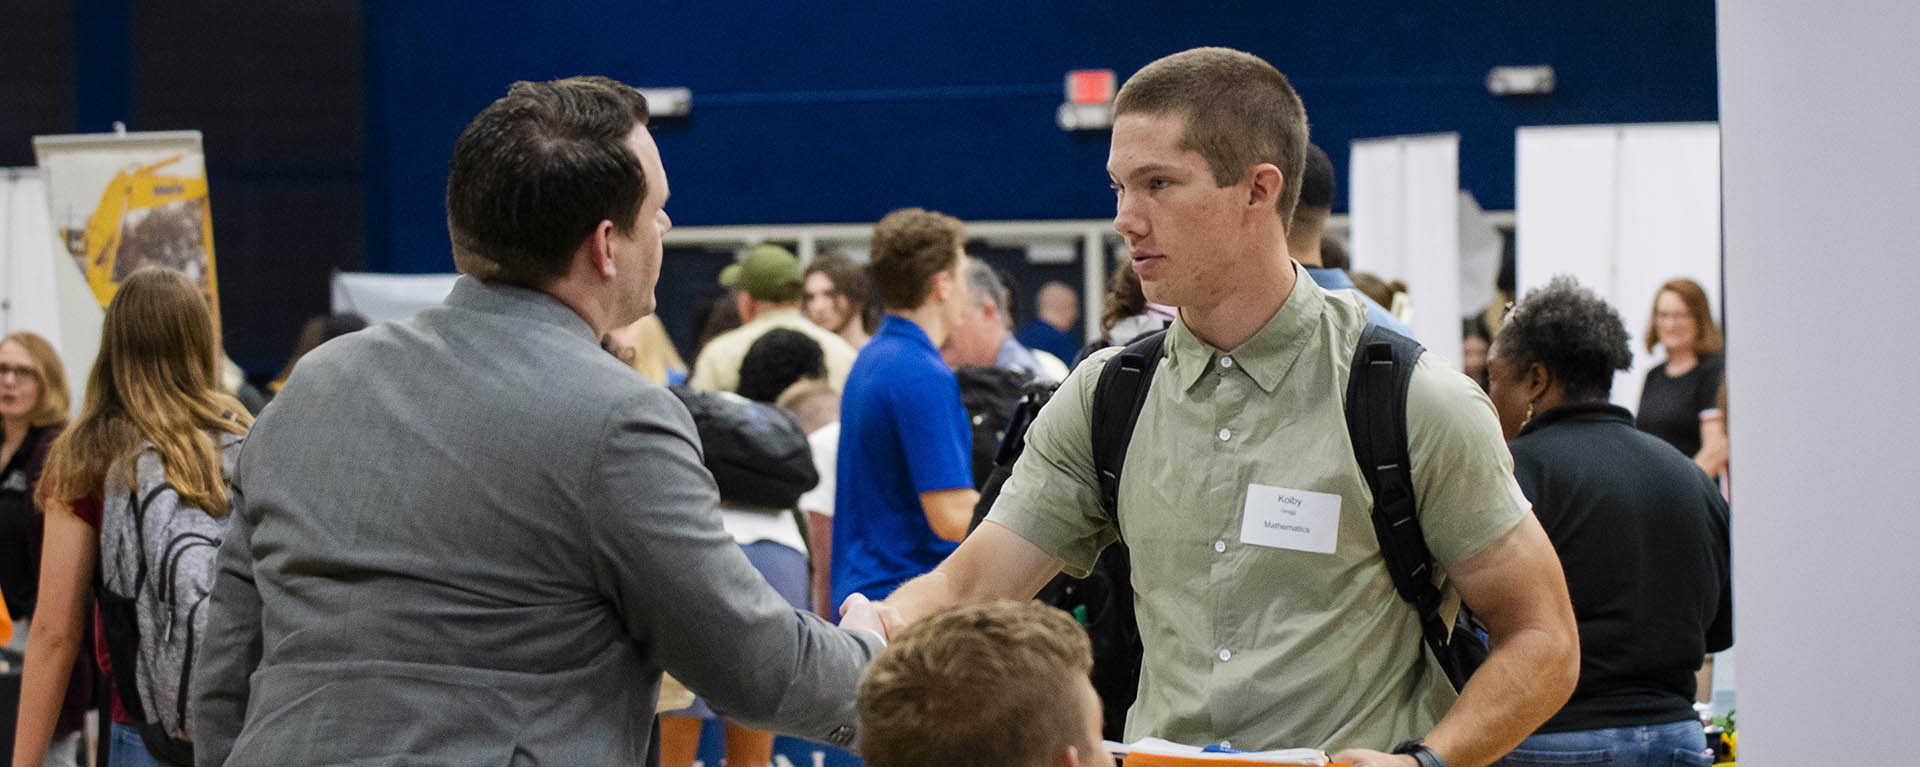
left=1510, top=404, right=1733, bottom=734
left=1636, top=352, right=1724, bottom=457
left=0, top=424, right=50, bottom=619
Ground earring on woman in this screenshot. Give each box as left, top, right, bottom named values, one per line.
left=1523, top=400, right=1536, bottom=424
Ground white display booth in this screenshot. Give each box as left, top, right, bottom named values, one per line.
left=1348, top=133, right=1463, bottom=365
left=1, top=168, right=102, bottom=412
left=1514, top=123, right=1722, bottom=412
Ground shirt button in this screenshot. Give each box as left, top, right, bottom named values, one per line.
left=1218, top=648, right=1232, bottom=662
left=1213, top=540, right=1226, bottom=553
left=1220, top=356, right=1235, bottom=369
left=1218, top=428, right=1231, bottom=442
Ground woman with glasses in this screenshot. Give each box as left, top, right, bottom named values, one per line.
left=0, top=331, right=93, bottom=767
left=0, top=331, right=70, bottom=627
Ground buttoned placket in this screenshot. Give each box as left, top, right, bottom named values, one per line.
left=1204, top=351, right=1254, bottom=736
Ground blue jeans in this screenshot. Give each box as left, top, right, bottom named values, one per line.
left=1499, top=719, right=1712, bottom=767
left=108, top=723, right=166, bottom=767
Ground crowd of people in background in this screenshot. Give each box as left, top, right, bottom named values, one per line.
left=0, top=47, right=1733, bottom=767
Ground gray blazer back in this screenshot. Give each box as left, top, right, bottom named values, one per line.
left=192, top=278, right=877, bottom=766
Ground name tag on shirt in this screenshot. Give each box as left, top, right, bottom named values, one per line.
left=1239, top=484, right=1340, bottom=554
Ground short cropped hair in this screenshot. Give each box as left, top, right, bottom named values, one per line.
left=869, top=208, right=965, bottom=311
left=737, top=328, right=826, bottom=404
left=1496, top=276, right=1635, bottom=402
left=1114, top=47, right=1310, bottom=227
left=858, top=600, right=1095, bottom=767
left=1645, top=277, right=1724, bottom=355
left=446, top=76, right=651, bottom=288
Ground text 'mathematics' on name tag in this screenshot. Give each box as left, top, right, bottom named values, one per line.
left=1239, top=483, right=1340, bottom=554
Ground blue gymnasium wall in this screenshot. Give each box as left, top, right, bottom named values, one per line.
left=362, top=1, right=1718, bottom=273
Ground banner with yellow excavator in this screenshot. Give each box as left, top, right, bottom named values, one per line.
left=32, top=130, right=219, bottom=323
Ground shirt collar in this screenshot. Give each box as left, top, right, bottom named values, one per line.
left=1519, top=402, right=1635, bottom=436
left=745, top=305, right=805, bottom=326
left=1164, top=261, right=1326, bottom=395
left=445, top=276, right=599, bottom=345
left=1304, top=266, right=1356, bottom=291
left=877, top=314, right=938, bottom=352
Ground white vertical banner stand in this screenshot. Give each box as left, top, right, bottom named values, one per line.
left=1515, top=123, right=1721, bottom=412
left=1, top=168, right=101, bottom=413
left=1349, top=133, right=1462, bottom=366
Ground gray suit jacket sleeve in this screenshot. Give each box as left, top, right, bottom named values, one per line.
left=587, top=386, right=880, bottom=745
left=193, top=480, right=265, bottom=767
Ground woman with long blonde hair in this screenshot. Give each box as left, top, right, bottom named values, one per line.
left=13, top=268, right=251, bottom=767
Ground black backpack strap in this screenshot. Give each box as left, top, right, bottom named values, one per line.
left=1089, top=330, right=1168, bottom=536
left=1344, top=324, right=1464, bottom=686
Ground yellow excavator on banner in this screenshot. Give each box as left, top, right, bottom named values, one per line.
left=58, top=153, right=216, bottom=310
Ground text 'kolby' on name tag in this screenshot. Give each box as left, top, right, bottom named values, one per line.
left=1239, top=484, right=1341, bottom=554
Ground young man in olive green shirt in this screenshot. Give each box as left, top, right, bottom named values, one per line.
left=875, top=48, right=1579, bottom=767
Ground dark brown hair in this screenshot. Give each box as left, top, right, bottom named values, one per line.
left=1101, top=261, right=1147, bottom=336
left=1645, top=277, right=1724, bottom=355
left=1113, top=47, right=1310, bottom=228
left=869, top=208, right=964, bottom=311
left=805, top=251, right=878, bottom=331
left=858, top=600, right=1095, bottom=767
left=446, top=76, right=651, bottom=288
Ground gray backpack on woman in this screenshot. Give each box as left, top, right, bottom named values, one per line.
left=97, top=432, right=243, bottom=766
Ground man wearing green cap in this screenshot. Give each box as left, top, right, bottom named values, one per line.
left=690, top=244, right=858, bottom=393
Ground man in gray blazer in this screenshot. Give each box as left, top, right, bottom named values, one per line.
left=192, top=76, right=887, bottom=766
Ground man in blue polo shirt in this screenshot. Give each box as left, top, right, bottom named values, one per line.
left=831, top=207, right=978, bottom=610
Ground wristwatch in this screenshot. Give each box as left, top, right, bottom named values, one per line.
left=1390, top=739, right=1447, bottom=767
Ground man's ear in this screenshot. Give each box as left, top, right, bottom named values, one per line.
left=927, top=269, right=952, bottom=305
left=734, top=290, right=755, bottom=323
left=1054, top=744, right=1085, bottom=767
left=587, top=219, right=617, bottom=279
left=1247, top=163, right=1284, bottom=209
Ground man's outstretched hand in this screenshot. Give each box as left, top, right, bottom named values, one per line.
left=838, top=593, right=906, bottom=643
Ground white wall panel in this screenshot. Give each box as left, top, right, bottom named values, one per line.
left=1349, top=133, right=1462, bottom=365
left=1516, top=123, right=1721, bottom=410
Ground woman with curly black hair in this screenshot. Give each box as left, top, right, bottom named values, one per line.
left=1486, top=276, right=1732, bottom=767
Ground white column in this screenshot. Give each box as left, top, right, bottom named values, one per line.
left=1349, top=133, right=1462, bottom=364
left=1719, top=1, right=1920, bottom=764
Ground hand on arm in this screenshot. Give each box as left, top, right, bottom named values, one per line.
left=1360, top=516, right=1578, bottom=767
left=12, top=507, right=96, bottom=767
left=918, top=487, right=978, bottom=542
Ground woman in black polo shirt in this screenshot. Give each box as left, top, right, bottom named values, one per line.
left=1636, top=278, right=1725, bottom=474
left=1485, top=277, right=1732, bottom=767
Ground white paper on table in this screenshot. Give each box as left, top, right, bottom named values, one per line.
left=1105, top=737, right=1330, bottom=764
